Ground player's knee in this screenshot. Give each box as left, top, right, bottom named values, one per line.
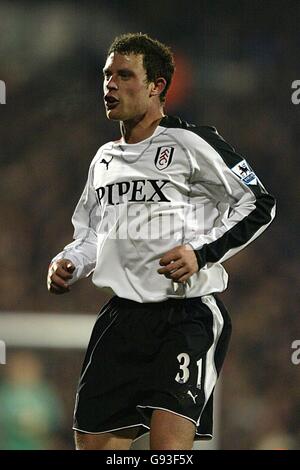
left=74, top=430, right=85, bottom=450
left=150, top=409, right=195, bottom=450
left=74, top=429, right=137, bottom=450
left=74, top=431, right=94, bottom=450
left=150, top=434, right=193, bottom=450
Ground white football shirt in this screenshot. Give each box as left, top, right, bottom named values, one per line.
left=52, top=116, right=276, bottom=303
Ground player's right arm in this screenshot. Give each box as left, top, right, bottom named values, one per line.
left=47, top=156, right=101, bottom=294
left=47, top=259, right=75, bottom=294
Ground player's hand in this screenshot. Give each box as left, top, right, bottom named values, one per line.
left=157, top=244, right=199, bottom=283
left=47, top=259, right=75, bottom=295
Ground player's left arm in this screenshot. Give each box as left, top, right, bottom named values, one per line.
left=158, top=126, right=276, bottom=282
left=157, top=244, right=199, bottom=283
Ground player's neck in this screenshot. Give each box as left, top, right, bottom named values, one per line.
left=121, top=108, right=165, bottom=144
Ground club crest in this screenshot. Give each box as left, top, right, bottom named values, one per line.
left=155, top=146, right=174, bottom=170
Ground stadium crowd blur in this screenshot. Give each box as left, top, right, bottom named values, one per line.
left=0, top=1, right=299, bottom=449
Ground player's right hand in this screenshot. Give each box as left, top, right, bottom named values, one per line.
left=47, top=259, right=75, bottom=295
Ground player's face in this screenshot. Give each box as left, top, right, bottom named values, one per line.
left=103, top=52, right=152, bottom=121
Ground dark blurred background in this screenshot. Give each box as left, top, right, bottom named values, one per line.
left=0, top=0, right=299, bottom=449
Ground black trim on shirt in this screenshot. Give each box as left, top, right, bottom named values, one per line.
left=160, top=116, right=276, bottom=269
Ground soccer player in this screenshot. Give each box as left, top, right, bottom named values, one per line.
left=47, top=33, right=276, bottom=450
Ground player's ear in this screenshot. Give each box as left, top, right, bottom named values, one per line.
left=149, top=77, right=167, bottom=99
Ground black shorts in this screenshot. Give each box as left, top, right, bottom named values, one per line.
left=73, top=294, right=232, bottom=440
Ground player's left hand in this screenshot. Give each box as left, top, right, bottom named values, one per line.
left=157, top=244, right=199, bottom=283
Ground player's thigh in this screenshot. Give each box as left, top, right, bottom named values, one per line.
left=74, top=427, right=139, bottom=450
left=150, top=409, right=196, bottom=450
